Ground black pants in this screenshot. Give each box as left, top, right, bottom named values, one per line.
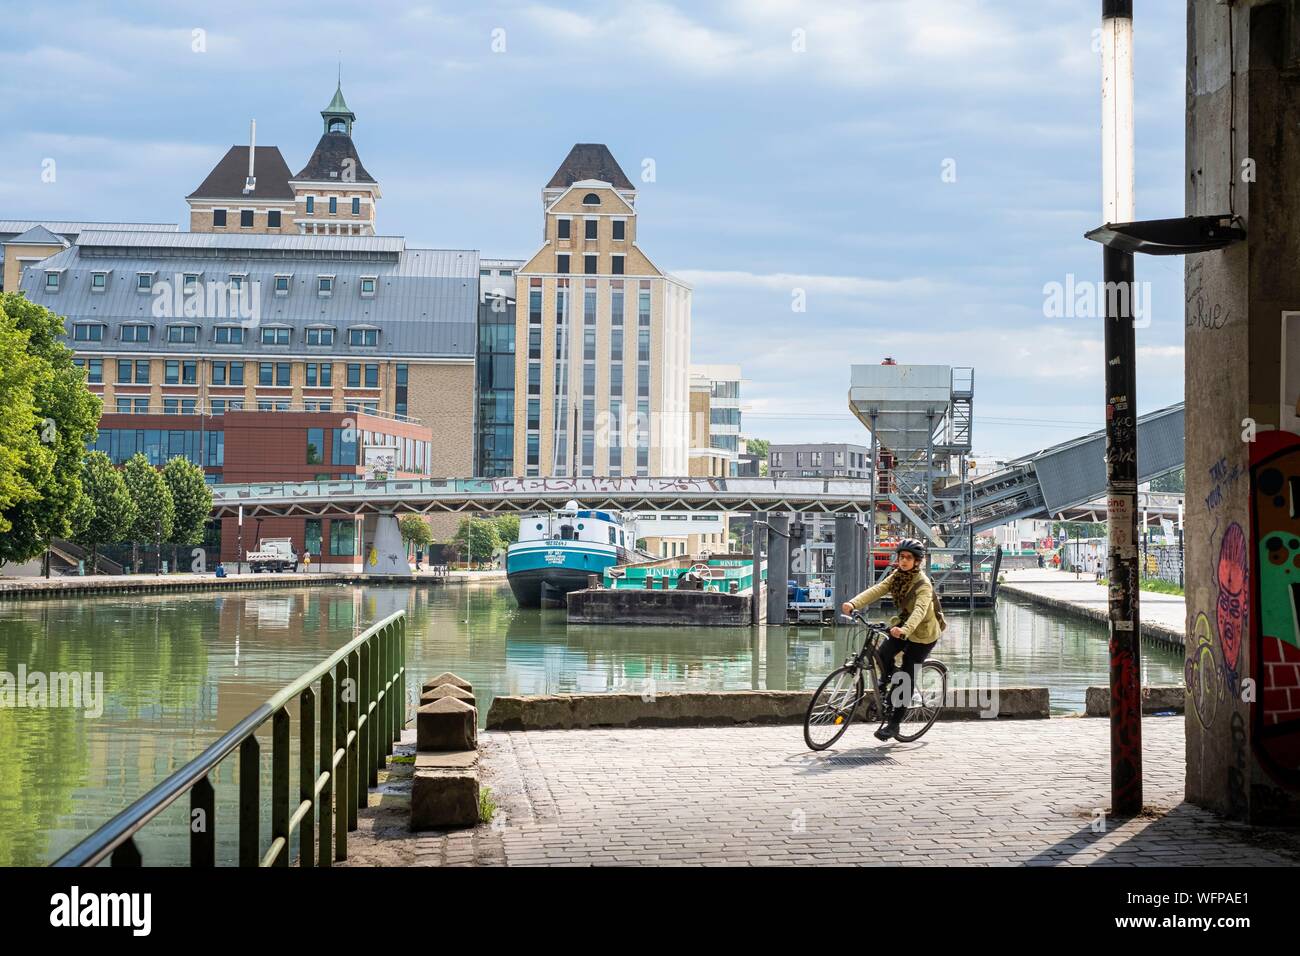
left=876, top=637, right=935, bottom=724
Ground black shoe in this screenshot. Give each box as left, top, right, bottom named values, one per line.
left=874, top=724, right=897, bottom=741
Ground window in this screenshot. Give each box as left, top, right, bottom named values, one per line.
left=307, top=428, right=324, bottom=465
left=328, top=196, right=337, bottom=215
left=91, top=272, right=107, bottom=292
left=182, top=398, right=197, bottom=414
left=348, top=328, right=378, bottom=347
left=582, top=192, right=600, bottom=205
left=528, top=326, right=541, bottom=359
left=212, top=362, right=227, bottom=385
left=276, top=363, right=290, bottom=386
left=210, top=399, right=226, bottom=415
left=584, top=254, right=597, bottom=275
left=638, top=327, right=650, bottom=362
left=136, top=273, right=153, bottom=292
left=45, top=271, right=60, bottom=292
left=557, top=218, right=571, bottom=240
left=329, top=520, right=355, bottom=556
left=267, top=210, right=281, bottom=228
left=364, top=364, right=379, bottom=388
left=612, top=219, right=626, bottom=241
left=527, top=399, right=540, bottom=430
left=306, top=362, right=332, bottom=387
left=117, top=398, right=131, bottom=414
left=183, top=274, right=201, bottom=294
left=72, top=324, right=103, bottom=342
left=395, top=363, right=408, bottom=419
left=584, top=218, right=598, bottom=240
left=214, top=325, right=244, bottom=344
left=165, top=360, right=180, bottom=385
left=527, top=433, right=539, bottom=467
left=84, top=359, right=102, bottom=384
left=121, top=324, right=150, bottom=343
left=135, top=360, right=150, bottom=384
left=305, top=519, right=322, bottom=556
left=261, top=327, right=290, bottom=346
left=240, top=209, right=254, bottom=228
left=305, top=196, right=315, bottom=214
left=351, top=197, right=360, bottom=216
left=229, top=361, right=244, bottom=385
left=611, top=254, right=625, bottom=275
left=133, top=398, right=149, bottom=414
left=346, top=363, right=361, bottom=388
left=527, top=363, right=540, bottom=395
left=639, top=286, right=651, bottom=325
left=274, top=275, right=290, bottom=295
left=638, top=364, right=650, bottom=397
left=259, top=362, right=273, bottom=387
left=305, top=327, right=334, bottom=346
left=213, top=208, right=227, bottom=227
left=556, top=254, right=570, bottom=274
left=318, top=276, right=333, bottom=296
left=164, top=398, right=179, bottom=415
left=183, top=361, right=197, bottom=385
left=167, top=325, right=198, bottom=344
left=331, top=428, right=357, bottom=465
left=360, top=277, right=376, bottom=297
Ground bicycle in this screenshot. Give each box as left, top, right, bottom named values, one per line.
left=802, top=611, right=948, bottom=751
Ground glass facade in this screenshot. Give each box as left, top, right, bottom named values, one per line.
left=89, top=429, right=223, bottom=468
left=475, top=303, right=515, bottom=477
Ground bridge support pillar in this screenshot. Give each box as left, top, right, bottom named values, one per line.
left=367, top=513, right=412, bottom=576
left=766, top=513, right=790, bottom=627
left=833, top=515, right=861, bottom=620
left=1184, top=1, right=1300, bottom=824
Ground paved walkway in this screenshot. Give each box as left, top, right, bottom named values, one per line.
left=342, top=717, right=1300, bottom=866
left=1000, top=568, right=1185, bottom=646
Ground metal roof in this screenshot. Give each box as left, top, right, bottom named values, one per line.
left=20, top=237, right=479, bottom=359
left=4, top=225, right=68, bottom=246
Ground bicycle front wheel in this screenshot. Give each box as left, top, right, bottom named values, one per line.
left=892, top=660, right=947, bottom=743
left=804, top=665, right=864, bottom=751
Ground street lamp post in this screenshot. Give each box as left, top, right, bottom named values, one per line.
left=1100, top=0, right=1142, bottom=816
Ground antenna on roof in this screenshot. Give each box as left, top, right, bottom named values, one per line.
left=243, top=119, right=257, bottom=194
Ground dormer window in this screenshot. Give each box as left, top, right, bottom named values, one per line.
left=305, top=326, right=335, bottom=346
left=348, top=327, right=378, bottom=347
left=136, top=272, right=154, bottom=292
left=72, top=323, right=104, bottom=342
left=359, top=276, right=376, bottom=298
left=121, top=324, right=151, bottom=343
left=214, top=325, right=244, bottom=344
left=44, top=271, right=60, bottom=292
left=167, top=324, right=199, bottom=344
left=274, top=274, right=291, bottom=295
left=582, top=192, right=601, bottom=205
left=318, top=275, right=334, bottom=296
left=228, top=273, right=246, bottom=291
left=261, top=327, right=290, bottom=346
left=90, top=271, right=108, bottom=292
left=183, top=273, right=201, bottom=294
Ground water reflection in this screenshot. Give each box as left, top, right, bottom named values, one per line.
left=0, top=583, right=1183, bottom=865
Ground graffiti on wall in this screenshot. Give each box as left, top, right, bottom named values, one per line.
left=1186, top=612, right=1227, bottom=730
left=1250, top=430, right=1300, bottom=789
left=1216, top=523, right=1249, bottom=694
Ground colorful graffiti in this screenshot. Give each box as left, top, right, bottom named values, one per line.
left=1249, top=430, right=1300, bottom=788
left=1186, top=612, right=1227, bottom=730
left=1216, top=523, right=1249, bottom=692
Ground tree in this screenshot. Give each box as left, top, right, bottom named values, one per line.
left=73, top=452, right=136, bottom=573
left=122, top=454, right=174, bottom=572
left=1149, top=467, right=1185, bottom=494
left=398, top=515, right=433, bottom=555
left=453, top=517, right=501, bottom=567
left=162, top=456, right=213, bottom=571
left=0, top=293, right=101, bottom=567
left=744, top=437, right=770, bottom=476
left=493, top=514, right=520, bottom=545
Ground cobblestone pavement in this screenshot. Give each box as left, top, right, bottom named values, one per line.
left=342, top=716, right=1300, bottom=866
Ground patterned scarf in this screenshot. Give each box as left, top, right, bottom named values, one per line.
left=889, top=567, right=919, bottom=610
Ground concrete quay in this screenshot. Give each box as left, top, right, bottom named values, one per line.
left=999, top=568, right=1186, bottom=649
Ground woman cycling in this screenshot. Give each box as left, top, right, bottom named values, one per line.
left=840, top=539, right=944, bottom=740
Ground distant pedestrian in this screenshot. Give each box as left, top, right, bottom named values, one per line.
left=303, top=551, right=311, bottom=573
left=415, top=548, right=424, bottom=571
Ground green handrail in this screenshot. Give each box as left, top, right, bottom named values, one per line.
left=51, top=610, right=407, bottom=868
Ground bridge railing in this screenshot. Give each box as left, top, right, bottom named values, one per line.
left=52, top=611, right=407, bottom=868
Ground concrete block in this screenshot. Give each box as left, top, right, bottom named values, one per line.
left=422, top=672, right=472, bottom=694
left=416, top=697, right=477, bottom=752
left=410, top=769, right=479, bottom=830
left=416, top=750, right=479, bottom=771
left=419, top=683, right=476, bottom=709
left=1084, top=685, right=1185, bottom=717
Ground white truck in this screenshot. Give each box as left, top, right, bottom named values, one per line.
left=246, top=538, right=299, bottom=573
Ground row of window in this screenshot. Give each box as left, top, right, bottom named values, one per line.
left=88, top=428, right=224, bottom=467
left=69, top=322, right=380, bottom=347
left=555, top=218, right=626, bottom=242
left=109, top=398, right=380, bottom=416
left=211, top=208, right=284, bottom=229
left=100, top=358, right=383, bottom=388
left=47, top=270, right=378, bottom=299
left=554, top=253, right=627, bottom=276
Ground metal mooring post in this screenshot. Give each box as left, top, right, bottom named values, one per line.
left=1101, top=0, right=1142, bottom=815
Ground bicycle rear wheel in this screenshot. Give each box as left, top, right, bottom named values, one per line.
left=892, top=661, right=946, bottom=742
left=804, top=665, right=864, bottom=751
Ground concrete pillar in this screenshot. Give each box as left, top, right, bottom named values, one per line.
left=833, top=514, right=860, bottom=615
left=1185, top=0, right=1300, bottom=824
left=368, top=512, right=411, bottom=576
left=766, top=513, right=790, bottom=626
left=750, top=513, right=764, bottom=626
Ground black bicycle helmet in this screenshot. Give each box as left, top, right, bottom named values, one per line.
left=896, top=539, right=926, bottom=561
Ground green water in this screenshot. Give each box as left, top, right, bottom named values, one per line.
left=0, top=583, right=1184, bottom=866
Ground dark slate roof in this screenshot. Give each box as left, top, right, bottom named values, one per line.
left=187, top=146, right=295, bottom=200
left=546, top=144, right=634, bottom=191
left=293, top=133, right=376, bottom=183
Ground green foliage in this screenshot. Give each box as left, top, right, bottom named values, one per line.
left=478, top=785, right=497, bottom=824
left=493, top=513, right=520, bottom=544
left=453, top=517, right=501, bottom=565
left=1148, top=468, right=1185, bottom=494
left=0, top=293, right=101, bottom=565
left=122, top=454, right=174, bottom=545
left=398, top=515, right=433, bottom=549
left=161, top=456, right=212, bottom=547
left=745, top=438, right=770, bottom=476
left=73, top=452, right=136, bottom=570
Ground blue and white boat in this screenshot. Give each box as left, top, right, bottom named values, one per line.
left=506, top=501, right=643, bottom=607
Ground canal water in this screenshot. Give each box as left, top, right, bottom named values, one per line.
left=0, top=582, right=1185, bottom=866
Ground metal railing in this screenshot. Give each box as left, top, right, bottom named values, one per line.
left=52, top=610, right=407, bottom=867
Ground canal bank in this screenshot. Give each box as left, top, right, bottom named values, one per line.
left=998, top=568, right=1186, bottom=650
left=341, top=716, right=1300, bottom=866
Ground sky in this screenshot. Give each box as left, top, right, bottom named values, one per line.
left=0, top=0, right=1189, bottom=460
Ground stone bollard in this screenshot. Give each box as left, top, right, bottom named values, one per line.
left=421, top=672, right=472, bottom=694
left=420, top=682, right=476, bottom=709
left=411, top=751, right=480, bottom=830
left=416, top=697, right=477, bottom=752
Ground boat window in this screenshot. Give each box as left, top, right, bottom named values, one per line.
left=535, top=523, right=543, bottom=531
left=609, top=527, right=617, bottom=545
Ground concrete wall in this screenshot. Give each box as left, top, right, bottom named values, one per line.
left=1185, top=0, right=1300, bottom=824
